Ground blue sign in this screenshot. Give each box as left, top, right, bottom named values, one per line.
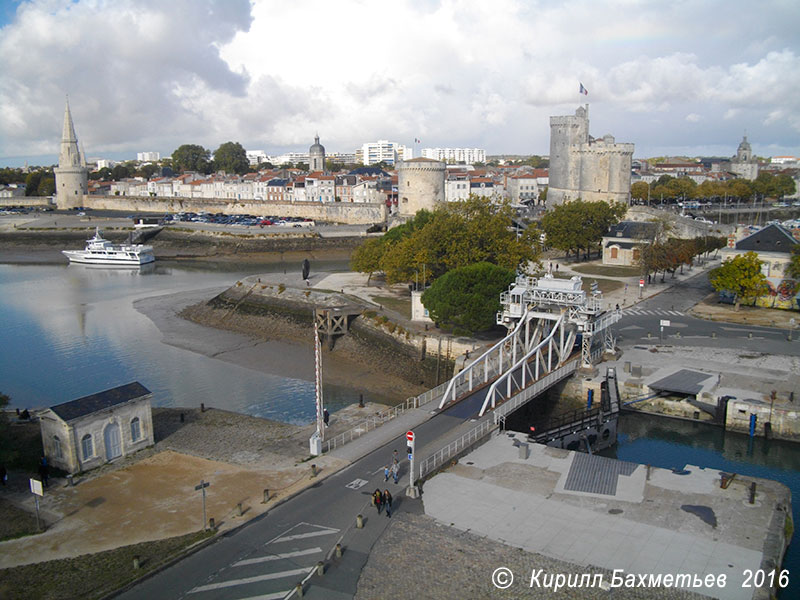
left=408, top=453, right=413, bottom=461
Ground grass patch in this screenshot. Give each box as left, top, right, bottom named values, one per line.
left=571, top=264, right=641, bottom=277
left=0, top=499, right=40, bottom=541
left=580, top=278, right=624, bottom=295
left=372, top=295, right=411, bottom=318
left=0, top=530, right=214, bottom=600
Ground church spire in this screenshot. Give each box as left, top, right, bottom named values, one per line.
left=59, top=97, right=81, bottom=168
left=62, top=97, right=78, bottom=144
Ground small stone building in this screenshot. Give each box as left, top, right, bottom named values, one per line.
left=602, top=221, right=657, bottom=266
left=39, top=382, right=154, bottom=474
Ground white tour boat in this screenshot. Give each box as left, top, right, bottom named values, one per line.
left=62, top=228, right=155, bottom=266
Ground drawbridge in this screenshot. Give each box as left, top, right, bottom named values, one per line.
left=438, top=273, right=620, bottom=419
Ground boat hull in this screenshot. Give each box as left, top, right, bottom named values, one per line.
left=62, top=250, right=155, bottom=265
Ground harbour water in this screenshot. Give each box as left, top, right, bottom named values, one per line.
left=0, top=260, right=381, bottom=425
left=604, top=412, right=798, bottom=596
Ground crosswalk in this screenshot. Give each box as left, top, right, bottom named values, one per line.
left=188, top=522, right=340, bottom=599
left=621, top=308, right=686, bottom=317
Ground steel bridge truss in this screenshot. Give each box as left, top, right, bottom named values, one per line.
left=437, top=273, right=620, bottom=415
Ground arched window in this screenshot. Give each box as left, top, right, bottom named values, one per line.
left=53, top=435, right=63, bottom=458
left=610, top=247, right=619, bottom=259
left=81, top=434, right=93, bottom=460
left=130, top=417, right=141, bottom=442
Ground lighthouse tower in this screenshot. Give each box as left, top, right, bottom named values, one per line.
left=54, top=98, right=88, bottom=209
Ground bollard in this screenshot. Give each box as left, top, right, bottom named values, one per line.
left=201, top=403, right=205, bottom=412
left=208, top=517, right=215, bottom=530
left=359, top=394, right=364, bottom=408
left=295, top=582, right=304, bottom=598
left=748, top=332, right=753, bottom=339
left=356, top=514, right=364, bottom=529
left=675, top=331, right=681, bottom=338
left=311, top=464, right=318, bottom=477
left=263, top=489, right=270, bottom=503
left=646, top=465, right=651, bottom=481
left=180, top=412, right=185, bottom=423
left=66, top=474, right=74, bottom=487
left=237, top=502, right=243, bottom=517
left=694, top=411, right=700, bottom=420
left=711, top=331, right=716, bottom=338
left=316, top=561, right=324, bottom=576
left=133, top=556, right=140, bottom=570
left=749, top=482, right=757, bottom=504
left=335, top=543, right=343, bottom=558
left=647, top=332, right=652, bottom=338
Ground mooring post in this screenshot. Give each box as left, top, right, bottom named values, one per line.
left=356, top=514, right=364, bottom=528
left=749, top=482, right=757, bottom=504
left=263, top=489, right=270, bottom=503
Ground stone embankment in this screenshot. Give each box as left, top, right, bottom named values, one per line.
left=183, top=280, right=451, bottom=393
left=0, top=226, right=362, bottom=259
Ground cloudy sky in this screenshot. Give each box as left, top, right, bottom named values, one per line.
left=1, top=0, right=799, bottom=167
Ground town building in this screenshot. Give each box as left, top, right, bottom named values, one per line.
left=358, top=140, right=412, bottom=166
left=547, top=105, right=634, bottom=208
left=54, top=98, right=88, bottom=209
left=421, top=147, right=486, bottom=164
left=602, top=221, right=658, bottom=267
left=137, top=151, right=160, bottom=162
left=38, top=382, right=154, bottom=475
left=728, top=135, right=759, bottom=181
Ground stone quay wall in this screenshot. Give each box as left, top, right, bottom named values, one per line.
left=0, top=196, right=54, bottom=208
left=76, top=195, right=387, bottom=225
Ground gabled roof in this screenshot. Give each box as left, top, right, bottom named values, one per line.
left=736, top=224, right=798, bottom=254
left=50, top=382, right=151, bottom=422
left=605, top=221, right=658, bottom=240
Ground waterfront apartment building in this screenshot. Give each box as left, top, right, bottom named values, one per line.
left=421, top=147, right=486, bottom=164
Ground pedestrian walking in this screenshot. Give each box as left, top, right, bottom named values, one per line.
left=391, top=461, right=399, bottom=484
left=383, top=489, right=393, bottom=518
left=38, top=457, right=49, bottom=488
left=373, top=488, right=383, bottom=514
left=384, top=465, right=390, bottom=482
left=392, top=449, right=398, bottom=463
left=556, top=263, right=559, bottom=271
left=323, top=408, right=329, bottom=427
left=615, top=303, right=620, bottom=311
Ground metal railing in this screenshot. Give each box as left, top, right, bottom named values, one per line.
left=418, top=418, right=498, bottom=480
left=322, top=379, right=449, bottom=453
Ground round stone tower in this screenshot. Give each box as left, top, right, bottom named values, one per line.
left=54, top=98, right=88, bottom=209
left=309, top=135, right=325, bottom=172
left=396, top=157, right=446, bottom=217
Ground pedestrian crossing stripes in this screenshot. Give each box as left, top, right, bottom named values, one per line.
left=622, top=308, right=685, bottom=317
left=187, top=522, right=340, bottom=598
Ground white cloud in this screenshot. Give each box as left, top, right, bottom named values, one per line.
left=1, top=0, right=799, bottom=163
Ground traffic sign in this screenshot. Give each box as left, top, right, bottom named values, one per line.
left=639, top=279, right=645, bottom=286
left=406, top=430, right=415, bottom=442
left=660, top=320, right=670, bottom=327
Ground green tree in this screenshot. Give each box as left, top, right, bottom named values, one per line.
left=709, top=252, right=769, bottom=311
left=213, top=141, right=249, bottom=175
left=787, top=245, right=800, bottom=280
left=421, top=262, right=515, bottom=334
left=37, top=175, right=55, bottom=196
left=540, top=199, right=626, bottom=261
left=112, top=164, right=132, bottom=180
left=630, top=181, right=649, bottom=203
left=172, top=144, right=212, bottom=174
left=25, top=171, right=42, bottom=196
left=137, top=163, right=160, bottom=179
left=349, top=237, right=384, bottom=284
left=725, top=179, right=753, bottom=200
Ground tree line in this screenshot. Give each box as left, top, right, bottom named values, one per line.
left=631, top=172, right=796, bottom=203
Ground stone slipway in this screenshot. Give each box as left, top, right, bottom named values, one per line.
left=422, top=432, right=792, bottom=600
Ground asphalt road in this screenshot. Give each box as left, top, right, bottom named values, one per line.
left=614, top=270, right=798, bottom=356
left=116, top=405, right=477, bottom=599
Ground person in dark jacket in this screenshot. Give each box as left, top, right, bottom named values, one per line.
left=383, top=489, right=393, bottom=518
left=372, top=488, right=383, bottom=514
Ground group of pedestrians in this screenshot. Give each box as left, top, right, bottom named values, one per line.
left=372, top=488, right=393, bottom=517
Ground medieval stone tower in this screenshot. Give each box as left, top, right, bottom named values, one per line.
left=396, top=157, right=446, bottom=217
left=547, top=105, right=633, bottom=209
left=54, top=98, right=88, bottom=209
left=309, top=135, right=325, bottom=172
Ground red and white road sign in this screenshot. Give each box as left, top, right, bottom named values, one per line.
left=639, top=279, right=645, bottom=286
left=406, top=430, right=415, bottom=442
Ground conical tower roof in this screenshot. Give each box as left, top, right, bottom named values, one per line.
left=62, top=98, right=78, bottom=144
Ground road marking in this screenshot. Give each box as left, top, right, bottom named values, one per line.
left=233, top=548, right=322, bottom=567
left=345, top=478, right=369, bottom=489
left=273, top=529, right=339, bottom=543
left=189, top=568, right=310, bottom=593
left=668, top=310, right=682, bottom=315
left=236, top=592, right=291, bottom=600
